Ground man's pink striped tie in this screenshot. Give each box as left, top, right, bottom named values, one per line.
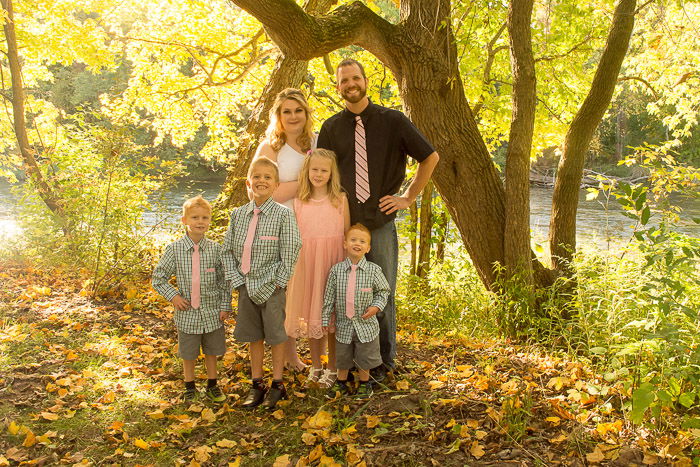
left=354, top=116, right=370, bottom=203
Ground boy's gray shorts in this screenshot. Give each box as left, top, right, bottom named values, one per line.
left=178, top=326, right=226, bottom=360
left=234, top=285, right=287, bottom=346
left=335, top=333, right=382, bottom=371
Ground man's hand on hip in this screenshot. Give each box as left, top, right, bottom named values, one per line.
left=379, top=195, right=412, bottom=214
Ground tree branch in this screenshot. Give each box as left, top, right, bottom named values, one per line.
left=229, top=0, right=396, bottom=63
left=617, top=75, right=659, bottom=100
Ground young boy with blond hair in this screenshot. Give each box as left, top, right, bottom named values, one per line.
left=222, top=157, right=301, bottom=409
left=322, top=223, right=390, bottom=399
left=152, top=195, right=231, bottom=402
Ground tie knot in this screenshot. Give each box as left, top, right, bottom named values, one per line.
left=351, top=264, right=358, bottom=271
left=355, top=115, right=362, bottom=124
left=193, top=243, right=199, bottom=252
left=253, top=208, right=261, bottom=214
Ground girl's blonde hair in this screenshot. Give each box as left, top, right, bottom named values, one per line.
left=298, top=149, right=343, bottom=207
left=267, top=88, right=314, bottom=153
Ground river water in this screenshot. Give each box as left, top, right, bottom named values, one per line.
left=1, top=177, right=698, bottom=248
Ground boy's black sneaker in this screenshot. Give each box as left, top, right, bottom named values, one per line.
left=325, top=380, right=350, bottom=399
left=182, top=387, right=198, bottom=402
left=205, top=385, right=226, bottom=403
left=370, top=365, right=387, bottom=384
left=355, top=382, right=374, bottom=400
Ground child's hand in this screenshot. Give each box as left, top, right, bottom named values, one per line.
left=322, top=326, right=329, bottom=333
left=171, top=295, right=190, bottom=310
left=361, top=306, right=380, bottom=319
left=220, top=311, right=229, bottom=322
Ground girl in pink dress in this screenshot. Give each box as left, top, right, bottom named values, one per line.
left=285, top=149, right=350, bottom=387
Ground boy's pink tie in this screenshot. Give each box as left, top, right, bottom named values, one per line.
left=191, top=243, right=200, bottom=309
left=241, top=208, right=260, bottom=275
left=354, top=116, right=370, bottom=203
left=345, top=264, right=358, bottom=319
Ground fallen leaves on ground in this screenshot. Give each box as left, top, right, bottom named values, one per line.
left=0, top=261, right=697, bottom=465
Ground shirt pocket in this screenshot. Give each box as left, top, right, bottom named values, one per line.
left=202, top=267, right=219, bottom=286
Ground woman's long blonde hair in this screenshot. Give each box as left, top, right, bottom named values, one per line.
left=267, top=88, right=314, bottom=153
left=297, top=149, right=343, bottom=207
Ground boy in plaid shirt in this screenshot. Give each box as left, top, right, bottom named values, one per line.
left=323, top=223, right=390, bottom=399
left=152, top=195, right=231, bottom=402
left=222, top=157, right=301, bottom=409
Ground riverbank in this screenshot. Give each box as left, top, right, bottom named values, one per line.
left=1, top=261, right=697, bottom=465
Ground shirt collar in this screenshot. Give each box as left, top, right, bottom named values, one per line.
left=343, top=256, right=368, bottom=271
left=341, top=99, right=377, bottom=122
left=180, top=235, right=208, bottom=251
left=245, top=197, right=275, bottom=215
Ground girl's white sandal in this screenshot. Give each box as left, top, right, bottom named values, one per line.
left=317, top=369, right=337, bottom=388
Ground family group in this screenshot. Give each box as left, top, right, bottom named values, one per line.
left=152, top=59, right=440, bottom=410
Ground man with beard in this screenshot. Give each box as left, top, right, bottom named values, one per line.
left=317, top=58, right=440, bottom=383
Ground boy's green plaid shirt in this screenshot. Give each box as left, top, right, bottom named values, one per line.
left=221, top=197, right=301, bottom=304
left=152, top=236, right=231, bottom=334
left=322, top=257, right=390, bottom=344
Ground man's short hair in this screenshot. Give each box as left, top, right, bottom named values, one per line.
left=336, top=58, right=366, bottom=79
left=182, top=195, right=212, bottom=216
left=248, top=156, right=280, bottom=182
left=346, top=222, right=371, bottom=240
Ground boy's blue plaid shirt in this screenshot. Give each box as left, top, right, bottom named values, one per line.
left=152, top=235, right=231, bottom=334
left=322, top=257, right=390, bottom=344
left=221, top=197, right=301, bottom=304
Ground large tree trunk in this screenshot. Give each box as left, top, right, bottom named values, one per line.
left=213, top=0, right=337, bottom=226
left=1, top=0, right=67, bottom=227
left=549, top=0, right=637, bottom=270
left=504, top=0, right=536, bottom=284
left=229, top=0, right=522, bottom=290
left=230, top=0, right=637, bottom=293
left=416, top=181, right=433, bottom=279
left=212, top=55, right=308, bottom=224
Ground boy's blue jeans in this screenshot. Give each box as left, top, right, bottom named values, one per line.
left=365, top=220, right=398, bottom=370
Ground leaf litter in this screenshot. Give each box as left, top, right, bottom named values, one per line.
left=0, top=261, right=698, bottom=465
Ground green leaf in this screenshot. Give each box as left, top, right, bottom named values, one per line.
left=631, top=382, right=656, bottom=423
left=641, top=206, right=651, bottom=225
left=681, top=418, right=700, bottom=429
left=590, top=347, right=607, bottom=355
left=679, top=392, right=695, bottom=408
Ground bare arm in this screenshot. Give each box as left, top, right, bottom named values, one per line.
left=273, top=180, right=299, bottom=204
left=253, top=141, right=299, bottom=204
left=379, top=151, right=440, bottom=214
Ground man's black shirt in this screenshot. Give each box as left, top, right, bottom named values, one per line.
left=317, top=101, right=434, bottom=230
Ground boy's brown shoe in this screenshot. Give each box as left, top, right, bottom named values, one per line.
left=261, top=385, right=287, bottom=410
left=241, top=386, right=267, bottom=409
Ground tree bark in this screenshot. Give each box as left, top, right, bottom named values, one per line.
left=435, top=210, right=447, bottom=263
left=504, top=0, right=536, bottom=283
left=230, top=0, right=637, bottom=293
left=416, top=181, right=433, bottom=279
left=409, top=201, right=418, bottom=276
left=211, top=55, right=308, bottom=224
left=230, top=0, right=515, bottom=289
left=1, top=0, right=67, bottom=226
left=549, top=0, right=637, bottom=270
left=212, top=0, right=337, bottom=226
